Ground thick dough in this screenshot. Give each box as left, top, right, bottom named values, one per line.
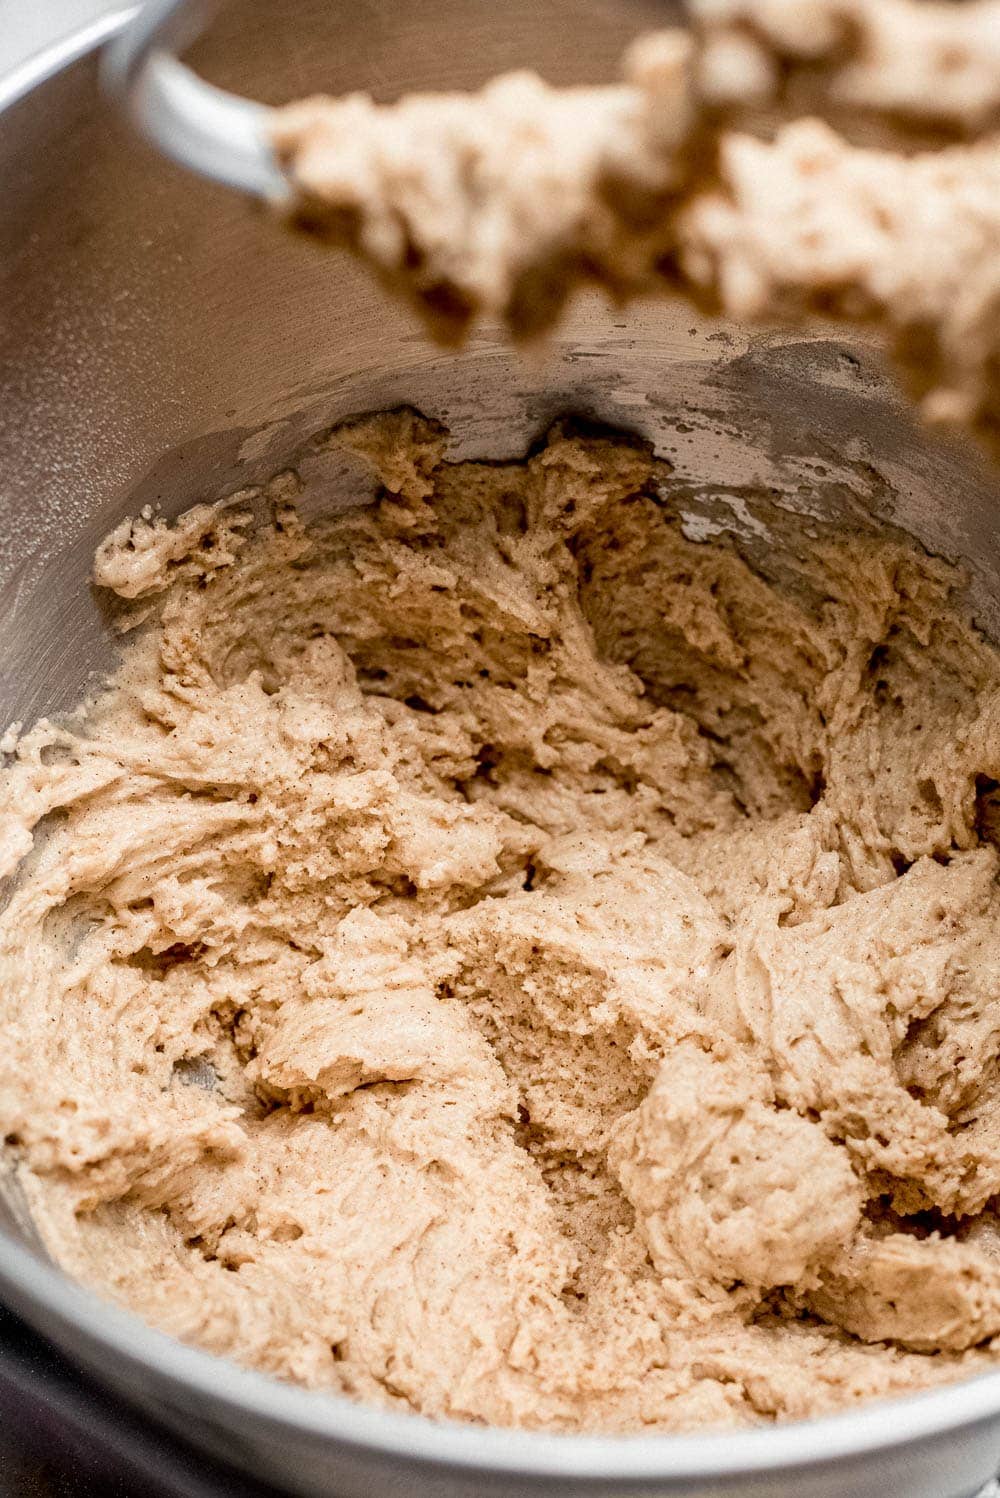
left=4, top=412, right=1000, bottom=1430
left=272, top=1, right=1000, bottom=455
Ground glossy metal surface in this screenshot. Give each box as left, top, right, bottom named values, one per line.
left=102, top=0, right=289, bottom=199
left=2, top=6, right=1000, bottom=1496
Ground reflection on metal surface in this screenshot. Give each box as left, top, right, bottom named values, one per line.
left=2, top=5, right=1000, bottom=1498
left=102, top=0, right=289, bottom=199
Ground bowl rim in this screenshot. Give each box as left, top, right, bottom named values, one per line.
left=4, top=8, right=1000, bottom=1486
left=0, top=5, right=139, bottom=114
left=4, top=1228, right=1000, bottom=1482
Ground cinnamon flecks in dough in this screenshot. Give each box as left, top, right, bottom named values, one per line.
left=4, top=412, right=1000, bottom=1430
left=271, top=2, right=1000, bottom=455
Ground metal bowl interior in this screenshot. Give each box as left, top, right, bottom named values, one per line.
left=2, top=6, right=1000, bottom=1496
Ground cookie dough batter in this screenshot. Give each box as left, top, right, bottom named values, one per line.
left=5, top=413, right=1000, bottom=1429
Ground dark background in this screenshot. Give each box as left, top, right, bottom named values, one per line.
left=0, top=1306, right=285, bottom=1498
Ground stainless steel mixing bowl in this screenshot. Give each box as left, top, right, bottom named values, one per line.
left=4, top=5, right=1000, bottom=1495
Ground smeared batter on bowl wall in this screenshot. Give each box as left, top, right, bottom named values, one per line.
left=3, top=411, right=1000, bottom=1430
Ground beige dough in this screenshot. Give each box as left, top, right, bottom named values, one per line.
left=272, top=0, right=1000, bottom=456
left=4, top=411, right=1000, bottom=1429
